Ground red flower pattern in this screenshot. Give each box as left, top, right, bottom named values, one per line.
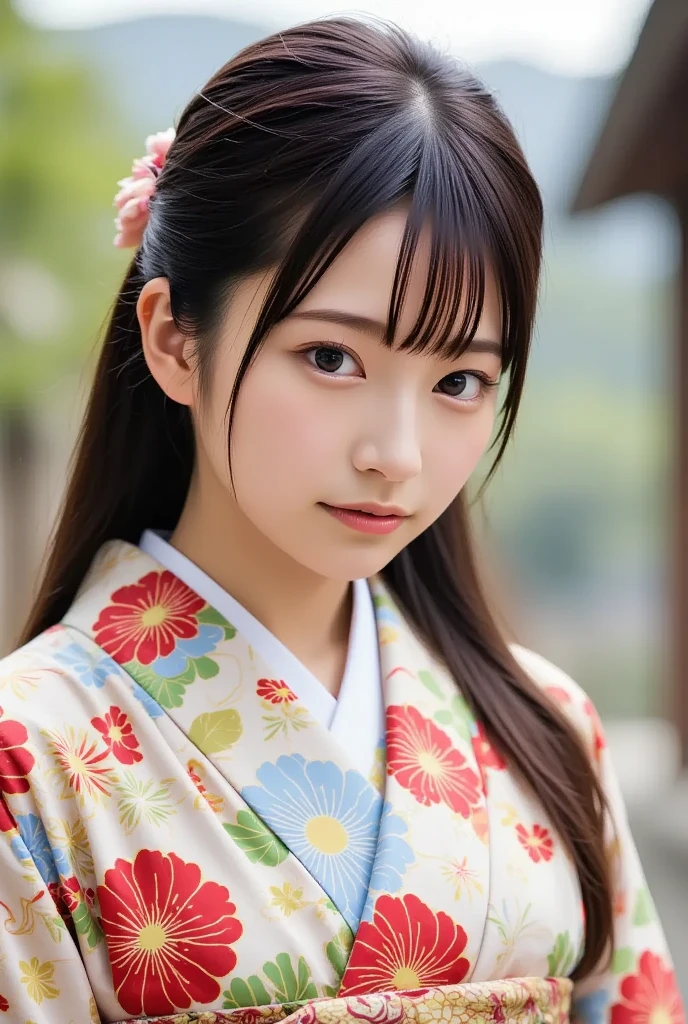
left=386, top=705, right=482, bottom=817
left=544, top=685, right=572, bottom=705
left=583, top=699, right=606, bottom=760
left=48, top=875, right=96, bottom=924
left=516, top=823, right=554, bottom=864
left=0, top=995, right=8, bottom=1013
left=256, top=678, right=297, bottom=704
left=48, top=729, right=116, bottom=799
left=489, top=992, right=506, bottom=1024
left=0, top=797, right=16, bottom=833
left=346, top=994, right=406, bottom=1024
left=0, top=707, right=35, bottom=795
left=98, top=849, right=243, bottom=1016
left=187, top=761, right=223, bottom=814
left=471, top=805, right=490, bottom=844
left=188, top=762, right=205, bottom=793
left=67, top=875, right=93, bottom=912
left=611, top=951, right=684, bottom=1024
left=339, top=893, right=469, bottom=996
left=91, top=706, right=143, bottom=765
left=92, top=571, right=205, bottom=665
left=47, top=881, right=70, bottom=924
left=471, top=722, right=506, bottom=772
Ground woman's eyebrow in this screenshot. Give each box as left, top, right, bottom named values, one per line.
left=290, top=308, right=501, bottom=357
left=291, top=308, right=387, bottom=337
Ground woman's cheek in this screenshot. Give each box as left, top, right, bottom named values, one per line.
left=245, top=371, right=350, bottom=459
left=425, top=416, right=494, bottom=503
left=231, top=378, right=340, bottom=495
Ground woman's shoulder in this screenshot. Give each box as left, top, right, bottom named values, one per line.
left=508, top=641, right=606, bottom=761
left=0, top=623, right=125, bottom=728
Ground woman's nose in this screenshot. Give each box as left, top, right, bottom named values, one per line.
left=351, top=399, right=422, bottom=482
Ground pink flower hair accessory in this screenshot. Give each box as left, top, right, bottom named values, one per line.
left=113, top=127, right=175, bottom=249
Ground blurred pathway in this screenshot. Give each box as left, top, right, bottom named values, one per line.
left=631, top=808, right=688, bottom=1001
left=607, top=719, right=688, bottom=1001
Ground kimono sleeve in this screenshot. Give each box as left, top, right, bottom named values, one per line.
left=0, top=795, right=101, bottom=1023
left=511, top=644, right=684, bottom=1024
left=570, top=707, right=685, bottom=1024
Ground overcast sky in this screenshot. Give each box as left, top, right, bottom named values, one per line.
left=18, top=0, right=652, bottom=76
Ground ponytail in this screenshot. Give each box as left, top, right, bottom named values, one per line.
left=19, top=258, right=193, bottom=644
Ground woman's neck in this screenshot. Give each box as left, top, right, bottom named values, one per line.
left=170, top=471, right=353, bottom=698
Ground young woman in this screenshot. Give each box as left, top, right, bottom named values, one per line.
left=0, top=18, right=681, bottom=1024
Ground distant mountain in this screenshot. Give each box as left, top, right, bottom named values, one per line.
left=45, top=15, right=268, bottom=140
left=42, top=12, right=675, bottom=290
left=477, top=60, right=615, bottom=213
left=45, top=13, right=614, bottom=214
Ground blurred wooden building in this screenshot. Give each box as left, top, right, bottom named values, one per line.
left=571, top=0, right=688, bottom=762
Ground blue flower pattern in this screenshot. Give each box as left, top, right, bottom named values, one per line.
left=150, top=624, right=224, bottom=678
left=13, top=813, right=71, bottom=885
left=52, top=642, right=117, bottom=689
left=573, top=989, right=610, bottom=1024
left=131, top=682, right=164, bottom=719
left=242, top=754, right=382, bottom=931
left=362, top=800, right=414, bottom=921
left=375, top=605, right=398, bottom=626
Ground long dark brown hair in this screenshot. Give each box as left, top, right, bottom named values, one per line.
left=21, top=18, right=612, bottom=977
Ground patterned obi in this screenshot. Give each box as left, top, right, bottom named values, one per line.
left=119, top=977, right=572, bottom=1024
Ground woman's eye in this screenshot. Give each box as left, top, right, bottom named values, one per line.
left=435, top=372, right=483, bottom=401
left=307, top=346, right=359, bottom=375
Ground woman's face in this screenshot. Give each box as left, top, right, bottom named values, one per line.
left=194, top=207, right=503, bottom=581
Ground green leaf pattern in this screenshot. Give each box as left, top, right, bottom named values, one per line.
left=223, top=953, right=317, bottom=1010
left=189, top=710, right=243, bottom=754
left=418, top=670, right=445, bottom=699
left=127, top=661, right=192, bottom=709
left=71, top=902, right=103, bottom=950
left=547, top=931, right=577, bottom=976
left=323, top=926, right=354, bottom=997
left=223, top=810, right=289, bottom=867
left=632, top=887, right=656, bottom=927
left=422, top=674, right=474, bottom=741
left=612, top=947, right=635, bottom=975
left=222, top=975, right=272, bottom=1010
left=264, top=953, right=318, bottom=1004
left=196, top=603, right=237, bottom=640
left=115, top=771, right=177, bottom=834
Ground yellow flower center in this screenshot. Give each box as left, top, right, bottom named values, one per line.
left=417, top=750, right=443, bottom=777
left=108, top=726, right=123, bottom=743
left=392, top=966, right=421, bottom=990
left=66, top=753, right=88, bottom=775
left=649, top=1008, right=673, bottom=1024
left=138, top=923, right=167, bottom=952
left=141, top=604, right=168, bottom=628
left=305, top=815, right=348, bottom=854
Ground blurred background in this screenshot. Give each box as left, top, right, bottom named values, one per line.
left=1, top=0, right=686, bottom=990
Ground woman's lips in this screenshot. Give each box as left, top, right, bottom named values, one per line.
left=319, top=503, right=408, bottom=535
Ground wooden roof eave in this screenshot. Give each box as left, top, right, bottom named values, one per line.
left=570, top=0, right=688, bottom=213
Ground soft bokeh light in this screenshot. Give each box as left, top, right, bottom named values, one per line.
left=18, top=0, right=652, bottom=75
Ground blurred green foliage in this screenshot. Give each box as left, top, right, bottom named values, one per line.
left=0, top=0, right=129, bottom=406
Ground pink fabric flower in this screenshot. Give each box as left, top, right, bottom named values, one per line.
left=113, top=127, right=175, bottom=249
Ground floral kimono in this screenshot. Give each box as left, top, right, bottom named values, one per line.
left=0, top=539, right=682, bottom=1024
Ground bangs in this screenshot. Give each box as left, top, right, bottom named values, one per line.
left=387, top=189, right=490, bottom=362
left=231, top=103, right=536, bottom=444
left=248, top=114, right=514, bottom=372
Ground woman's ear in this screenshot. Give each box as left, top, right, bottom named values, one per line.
left=137, top=277, right=196, bottom=407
